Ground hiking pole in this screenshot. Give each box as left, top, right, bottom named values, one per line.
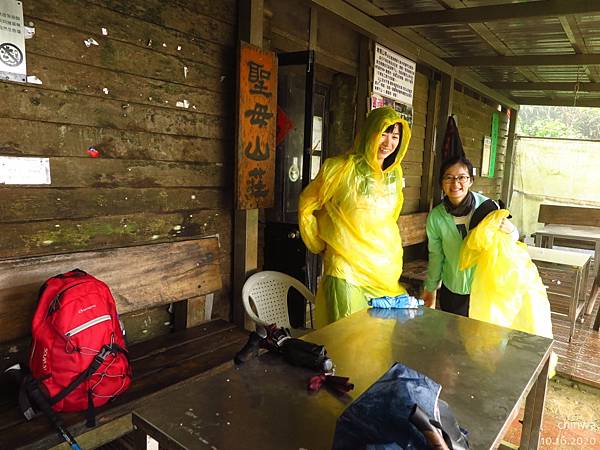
left=5, top=364, right=83, bottom=450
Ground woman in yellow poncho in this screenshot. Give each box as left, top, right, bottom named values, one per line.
left=298, top=106, right=411, bottom=327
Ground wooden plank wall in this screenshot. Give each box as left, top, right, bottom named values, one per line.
left=402, top=71, right=429, bottom=214
left=266, top=0, right=429, bottom=215
left=266, top=0, right=359, bottom=76
left=452, top=86, right=509, bottom=201
left=0, top=0, right=237, bottom=327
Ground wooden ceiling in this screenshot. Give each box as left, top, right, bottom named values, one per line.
left=337, top=0, right=600, bottom=107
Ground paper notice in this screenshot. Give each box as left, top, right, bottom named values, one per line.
left=0, top=156, right=51, bottom=184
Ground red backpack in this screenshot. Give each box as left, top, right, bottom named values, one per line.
left=28, top=269, right=132, bottom=423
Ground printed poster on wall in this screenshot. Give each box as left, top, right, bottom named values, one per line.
left=0, top=0, right=26, bottom=83
left=373, top=43, right=416, bottom=106
left=237, top=41, right=277, bottom=209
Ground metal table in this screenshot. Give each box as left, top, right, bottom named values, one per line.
left=534, top=224, right=600, bottom=331
left=132, top=308, right=553, bottom=450
left=527, top=246, right=591, bottom=341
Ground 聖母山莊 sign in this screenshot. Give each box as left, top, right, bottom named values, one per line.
left=236, top=41, right=278, bottom=210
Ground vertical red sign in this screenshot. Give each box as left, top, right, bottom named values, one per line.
left=237, top=41, right=277, bottom=209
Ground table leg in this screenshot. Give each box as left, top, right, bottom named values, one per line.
left=591, top=242, right=600, bottom=326
left=569, top=269, right=581, bottom=342
left=520, top=355, right=550, bottom=450
left=593, top=276, right=600, bottom=332
left=584, top=261, right=594, bottom=316
left=132, top=426, right=150, bottom=449
left=594, top=241, right=600, bottom=280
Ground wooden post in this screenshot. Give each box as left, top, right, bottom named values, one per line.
left=432, top=71, right=455, bottom=205
left=309, top=7, right=318, bottom=50
left=356, top=36, right=372, bottom=131
left=501, top=108, right=519, bottom=207
left=234, top=0, right=264, bottom=328
left=420, top=75, right=440, bottom=212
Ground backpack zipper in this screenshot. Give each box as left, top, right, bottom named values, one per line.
left=65, top=315, right=111, bottom=337
left=47, top=281, right=89, bottom=317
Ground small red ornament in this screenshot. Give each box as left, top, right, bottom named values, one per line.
left=87, top=146, right=100, bottom=158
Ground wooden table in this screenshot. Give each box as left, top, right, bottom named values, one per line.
left=534, top=224, right=600, bottom=331
left=527, top=246, right=591, bottom=342
left=132, top=308, right=553, bottom=450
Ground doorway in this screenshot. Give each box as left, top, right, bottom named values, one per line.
left=263, top=50, right=329, bottom=327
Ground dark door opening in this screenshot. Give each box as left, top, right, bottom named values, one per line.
left=263, top=51, right=329, bottom=328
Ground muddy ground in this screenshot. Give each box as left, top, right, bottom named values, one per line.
left=546, top=376, right=600, bottom=432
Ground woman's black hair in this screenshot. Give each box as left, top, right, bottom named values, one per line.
left=439, top=155, right=475, bottom=185
left=382, top=123, right=403, bottom=171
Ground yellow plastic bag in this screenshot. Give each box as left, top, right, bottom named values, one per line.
left=299, top=107, right=411, bottom=326
left=459, top=209, right=556, bottom=376
left=460, top=209, right=553, bottom=337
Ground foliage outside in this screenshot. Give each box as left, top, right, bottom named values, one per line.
left=516, top=105, right=600, bottom=139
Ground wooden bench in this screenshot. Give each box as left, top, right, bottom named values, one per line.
left=538, top=204, right=600, bottom=228
left=537, top=204, right=600, bottom=250
left=398, top=212, right=429, bottom=296
left=536, top=203, right=600, bottom=328
left=0, top=237, right=248, bottom=450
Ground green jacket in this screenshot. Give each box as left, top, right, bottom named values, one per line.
left=424, top=192, right=488, bottom=294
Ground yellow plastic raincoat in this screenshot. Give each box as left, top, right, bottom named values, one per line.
left=459, top=209, right=553, bottom=337
left=298, top=107, right=411, bottom=327
left=459, top=209, right=556, bottom=376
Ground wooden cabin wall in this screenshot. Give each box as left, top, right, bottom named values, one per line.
left=402, top=71, right=430, bottom=214
left=452, top=87, right=509, bottom=201
left=0, top=0, right=237, bottom=336
left=265, top=0, right=360, bottom=159
left=265, top=0, right=359, bottom=76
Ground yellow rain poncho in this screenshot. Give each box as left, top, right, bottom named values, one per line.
left=459, top=209, right=556, bottom=376
left=298, top=107, right=411, bottom=327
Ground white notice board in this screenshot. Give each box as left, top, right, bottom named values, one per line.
left=0, top=156, right=51, bottom=184
left=373, top=43, right=416, bottom=106
left=0, top=0, right=26, bottom=83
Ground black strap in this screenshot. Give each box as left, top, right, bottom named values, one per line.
left=18, top=378, right=38, bottom=421
left=14, top=369, right=83, bottom=448
left=86, top=388, right=96, bottom=428
left=50, top=344, right=123, bottom=405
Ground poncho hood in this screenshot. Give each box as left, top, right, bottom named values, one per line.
left=351, top=106, right=412, bottom=173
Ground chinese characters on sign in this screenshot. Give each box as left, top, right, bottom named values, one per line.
left=237, top=42, right=277, bottom=209
left=0, top=0, right=26, bottom=83
left=372, top=43, right=416, bottom=126
left=373, top=43, right=416, bottom=106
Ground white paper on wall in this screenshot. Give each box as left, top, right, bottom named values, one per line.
left=0, top=156, right=51, bottom=184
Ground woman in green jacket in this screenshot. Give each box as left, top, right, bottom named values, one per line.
left=422, top=155, right=517, bottom=316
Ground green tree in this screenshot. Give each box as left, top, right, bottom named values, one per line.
left=517, top=105, right=600, bottom=139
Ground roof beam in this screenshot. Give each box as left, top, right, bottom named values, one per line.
left=559, top=15, right=600, bottom=82
left=436, top=0, right=542, bottom=82
left=486, top=82, right=600, bottom=91
left=514, top=96, right=600, bottom=107
left=446, top=54, right=600, bottom=66
left=377, top=0, right=600, bottom=27
left=309, top=0, right=519, bottom=109
left=345, top=0, right=453, bottom=58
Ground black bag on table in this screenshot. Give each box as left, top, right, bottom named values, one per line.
left=332, top=362, right=469, bottom=450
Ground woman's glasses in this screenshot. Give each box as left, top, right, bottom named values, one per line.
left=442, top=175, right=470, bottom=184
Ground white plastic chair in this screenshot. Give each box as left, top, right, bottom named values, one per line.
left=242, top=271, right=315, bottom=330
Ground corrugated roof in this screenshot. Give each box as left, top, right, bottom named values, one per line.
left=353, top=0, right=600, bottom=106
